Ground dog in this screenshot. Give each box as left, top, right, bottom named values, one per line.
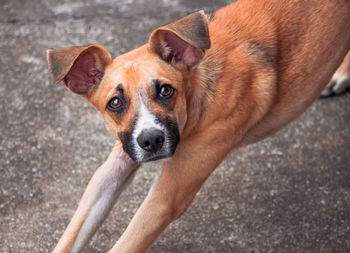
left=47, top=0, right=350, bottom=252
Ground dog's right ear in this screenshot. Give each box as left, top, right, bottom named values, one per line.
left=46, top=44, right=112, bottom=96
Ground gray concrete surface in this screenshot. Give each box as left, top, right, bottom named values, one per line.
left=0, top=0, right=349, bottom=252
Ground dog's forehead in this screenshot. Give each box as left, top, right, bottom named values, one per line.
left=106, top=55, right=165, bottom=89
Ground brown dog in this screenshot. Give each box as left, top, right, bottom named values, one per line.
left=47, top=0, right=350, bottom=252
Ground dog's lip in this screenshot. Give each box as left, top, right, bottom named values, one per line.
left=141, top=153, right=171, bottom=163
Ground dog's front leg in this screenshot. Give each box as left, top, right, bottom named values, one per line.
left=109, top=127, right=236, bottom=253
left=53, top=142, right=139, bottom=253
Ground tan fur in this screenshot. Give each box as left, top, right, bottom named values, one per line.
left=47, top=0, right=350, bottom=252
left=336, top=51, right=350, bottom=76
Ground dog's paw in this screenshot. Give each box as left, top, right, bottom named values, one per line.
left=320, top=73, right=350, bottom=97
left=320, top=51, right=350, bottom=98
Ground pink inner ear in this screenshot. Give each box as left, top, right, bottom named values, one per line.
left=65, top=52, right=104, bottom=95
left=164, top=32, right=203, bottom=68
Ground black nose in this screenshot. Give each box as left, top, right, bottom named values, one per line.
left=137, top=128, right=165, bottom=153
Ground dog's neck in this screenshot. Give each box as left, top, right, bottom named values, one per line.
left=179, top=57, right=223, bottom=137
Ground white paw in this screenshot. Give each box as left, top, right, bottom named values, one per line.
left=320, top=73, right=350, bottom=97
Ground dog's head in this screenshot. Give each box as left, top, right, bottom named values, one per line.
left=47, top=11, right=210, bottom=163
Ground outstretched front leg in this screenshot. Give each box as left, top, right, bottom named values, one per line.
left=109, top=122, right=239, bottom=253
left=321, top=50, right=350, bottom=97
left=53, top=142, right=139, bottom=253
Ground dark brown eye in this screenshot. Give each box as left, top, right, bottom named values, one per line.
left=159, top=84, right=174, bottom=98
left=107, top=97, right=123, bottom=111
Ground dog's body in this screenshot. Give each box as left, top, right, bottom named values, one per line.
left=47, top=0, right=350, bottom=252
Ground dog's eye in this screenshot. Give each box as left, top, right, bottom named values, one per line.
left=107, top=96, right=123, bottom=111
left=159, top=84, right=175, bottom=98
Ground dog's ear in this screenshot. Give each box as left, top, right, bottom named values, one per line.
left=47, top=44, right=112, bottom=96
left=149, top=10, right=210, bottom=68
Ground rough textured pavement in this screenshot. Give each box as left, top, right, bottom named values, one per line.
left=1, top=0, right=350, bottom=252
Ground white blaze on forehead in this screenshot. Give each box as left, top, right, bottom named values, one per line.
left=132, top=96, right=165, bottom=161
left=133, top=96, right=164, bottom=138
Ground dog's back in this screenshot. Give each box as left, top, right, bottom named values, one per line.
left=215, top=0, right=350, bottom=144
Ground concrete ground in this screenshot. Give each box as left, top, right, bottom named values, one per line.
left=0, top=0, right=349, bottom=252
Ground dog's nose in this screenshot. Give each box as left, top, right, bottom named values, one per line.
left=137, top=128, right=165, bottom=153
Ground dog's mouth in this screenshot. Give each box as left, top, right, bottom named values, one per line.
left=141, top=153, right=172, bottom=163
left=123, top=142, right=178, bottom=163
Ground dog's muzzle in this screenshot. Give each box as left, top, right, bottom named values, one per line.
left=118, top=99, right=180, bottom=163
left=118, top=119, right=179, bottom=163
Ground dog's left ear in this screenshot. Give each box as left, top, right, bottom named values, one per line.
left=149, top=10, right=210, bottom=68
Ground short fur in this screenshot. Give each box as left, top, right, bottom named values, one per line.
left=47, top=0, right=350, bottom=252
